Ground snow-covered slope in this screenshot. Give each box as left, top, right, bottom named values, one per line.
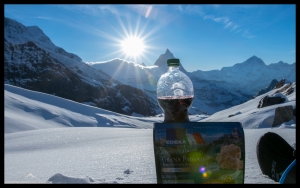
left=4, top=17, right=160, bottom=117
left=200, top=82, right=296, bottom=129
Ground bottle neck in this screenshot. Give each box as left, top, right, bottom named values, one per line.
left=168, top=65, right=180, bottom=72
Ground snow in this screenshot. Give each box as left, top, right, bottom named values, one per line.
left=4, top=84, right=296, bottom=184
left=200, top=82, right=296, bottom=129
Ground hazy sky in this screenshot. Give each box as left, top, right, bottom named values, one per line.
left=4, top=4, right=296, bottom=72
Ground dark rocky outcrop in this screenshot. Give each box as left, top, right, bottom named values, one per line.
left=257, top=95, right=286, bottom=108
left=274, top=83, right=292, bottom=95
left=272, top=105, right=294, bottom=127
left=274, top=79, right=286, bottom=89
left=285, top=87, right=294, bottom=96
left=254, top=79, right=278, bottom=98
left=254, top=78, right=294, bottom=98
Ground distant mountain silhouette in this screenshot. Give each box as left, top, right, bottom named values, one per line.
left=190, top=55, right=295, bottom=94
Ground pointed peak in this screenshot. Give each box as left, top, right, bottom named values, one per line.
left=249, top=55, right=259, bottom=60
left=243, top=55, right=265, bottom=66
left=154, top=49, right=174, bottom=67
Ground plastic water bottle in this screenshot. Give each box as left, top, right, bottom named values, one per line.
left=157, top=58, right=194, bottom=123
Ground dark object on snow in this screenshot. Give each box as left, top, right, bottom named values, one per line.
left=272, top=105, right=294, bottom=127
left=257, top=95, right=286, bottom=108
left=228, top=111, right=242, bottom=118
left=256, top=132, right=295, bottom=183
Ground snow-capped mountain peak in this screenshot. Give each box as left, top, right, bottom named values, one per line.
left=153, top=48, right=188, bottom=74
left=154, top=48, right=175, bottom=67
left=4, top=16, right=296, bottom=117
left=4, top=17, right=55, bottom=48
left=4, top=17, right=160, bottom=117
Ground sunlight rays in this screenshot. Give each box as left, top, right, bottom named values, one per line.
left=97, top=10, right=162, bottom=87
left=81, top=7, right=166, bottom=89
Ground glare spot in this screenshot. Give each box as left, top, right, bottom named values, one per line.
left=121, top=36, right=145, bottom=57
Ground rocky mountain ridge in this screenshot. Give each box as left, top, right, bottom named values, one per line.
left=4, top=17, right=159, bottom=117
left=4, top=16, right=296, bottom=116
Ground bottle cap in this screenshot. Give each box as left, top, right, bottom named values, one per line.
left=167, top=58, right=180, bottom=66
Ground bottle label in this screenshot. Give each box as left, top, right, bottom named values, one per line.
left=153, top=122, right=245, bottom=184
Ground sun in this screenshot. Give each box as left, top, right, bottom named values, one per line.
left=100, top=11, right=159, bottom=64
left=121, top=36, right=145, bottom=58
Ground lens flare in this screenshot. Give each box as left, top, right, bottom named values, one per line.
left=199, top=166, right=210, bottom=178
left=199, top=166, right=206, bottom=173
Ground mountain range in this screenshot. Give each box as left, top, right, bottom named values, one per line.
left=4, top=17, right=296, bottom=116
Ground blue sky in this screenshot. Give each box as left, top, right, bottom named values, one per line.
left=4, top=4, right=295, bottom=72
